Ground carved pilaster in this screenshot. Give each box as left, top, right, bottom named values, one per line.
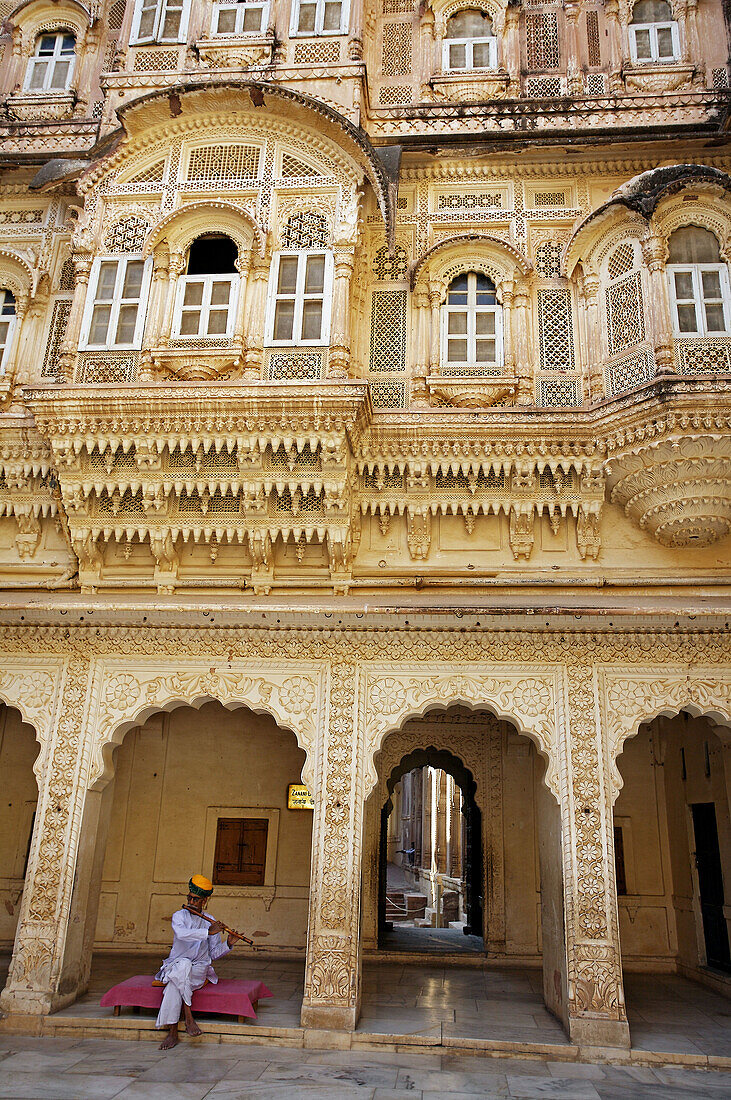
left=302, top=662, right=363, bottom=1030
left=641, top=234, right=675, bottom=375
left=57, top=256, right=92, bottom=383
left=327, top=244, right=355, bottom=378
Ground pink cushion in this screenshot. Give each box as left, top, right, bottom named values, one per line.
left=100, top=975, right=273, bottom=1019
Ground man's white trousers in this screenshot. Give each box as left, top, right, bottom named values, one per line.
left=155, top=959, right=209, bottom=1028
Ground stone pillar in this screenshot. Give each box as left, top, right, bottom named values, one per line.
left=580, top=273, right=604, bottom=402
left=158, top=252, right=185, bottom=347
left=0, top=657, right=93, bottom=1017
left=419, top=10, right=436, bottom=96
left=243, top=250, right=270, bottom=377
left=138, top=244, right=170, bottom=381
left=605, top=0, right=623, bottom=93
left=513, top=281, right=533, bottom=405
left=410, top=286, right=430, bottom=405
left=564, top=2, right=583, bottom=95
left=561, top=661, right=630, bottom=1050
left=503, top=2, right=521, bottom=97
left=301, top=663, right=364, bottom=1031
left=233, top=250, right=251, bottom=358
left=501, top=279, right=515, bottom=376
left=428, top=281, right=441, bottom=372
left=327, top=243, right=355, bottom=378
left=641, top=234, right=675, bottom=375
left=57, top=255, right=92, bottom=383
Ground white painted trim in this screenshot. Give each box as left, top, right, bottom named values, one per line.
left=80, top=255, right=152, bottom=351
left=265, top=250, right=333, bottom=347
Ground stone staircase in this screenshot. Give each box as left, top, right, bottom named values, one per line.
left=385, top=890, right=427, bottom=923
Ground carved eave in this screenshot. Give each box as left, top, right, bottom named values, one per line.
left=23, top=383, right=371, bottom=595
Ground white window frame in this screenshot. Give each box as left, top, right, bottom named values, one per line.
left=628, top=21, right=680, bottom=63
left=667, top=262, right=731, bottom=337
left=442, top=34, right=497, bottom=71
left=24, top=32, right=76, bottom=93
left=172, top=272, right=240, bottom=339
left=80, top=255, right=152, bottom=351
left=130, top=0, right=190, bottom=45
left=440, top=272, right=504, bottom=371
left=0, top=290, right=18, bottom=375
left=289, top=0, right=349, bottom=37
left=211, top=0, right=270, bottom=36
left=265, top=251, right=333, bottom=346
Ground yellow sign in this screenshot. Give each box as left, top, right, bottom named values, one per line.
left=288, top=783, right=314, bottom=810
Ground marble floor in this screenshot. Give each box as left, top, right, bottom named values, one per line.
left=1, top=952, right=730, bottom=1060
left=0, top=1033, right=730, bottom=1099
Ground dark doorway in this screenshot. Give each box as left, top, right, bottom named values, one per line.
left=691, top=802, right=731, bottom=972
left=378, top=747, right=483, bottom=951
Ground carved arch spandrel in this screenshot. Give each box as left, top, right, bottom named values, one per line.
left=361, top=664, right=561, bottom=799
left=85, top=657, right=327, bottom=794
left=0, top=658, right=66, bottom=777
left=599, top=666, right=731, bottom=801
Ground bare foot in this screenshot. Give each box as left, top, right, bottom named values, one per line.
left=159, top=1028, right=179, bottom=1050
left=185, top=1019, right=202, bottom=1037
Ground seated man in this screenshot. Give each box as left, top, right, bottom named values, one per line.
left=156, top=874, right=242, bottom=1049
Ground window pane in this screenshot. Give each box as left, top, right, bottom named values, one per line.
left=183, top=281, right=204, bottom=306
left=29, top=63, right=47, bottom=89
left=304, top=255, right=325, bottom=294
left=210, top=279, right=232, bottom=305
left=297, top=4, right=316, bottom=32
left=50, top=60, right=71, bottom=89
left=273, top=300, right=295, bottom=340
left=447, top=339, right=467, bottom=361
left=162, top=9, right=181, bottom=37
left=632, top=0, right=672, bottom=21
left=668, top=227, right=720, bottom=263
left=0, top=321, right=9, bottom=346
left=476, top=339, right=496, bottom=362
left=701, top=271, right=722, bottom=299
left=677, top=303, right=697, bottom=332
left=97, top=262, right=118, bottom=300
left=115, top=304, right=138, bottom=344
left=473, top=41, right=491, bottom=67
left=0, top=293, right=16, bottom=317
left=447, top=312, right=467, bottom=334
left=207, top=310, right=229, bottom=334
left=61, top=35, right=75, bottom=52
left=216, top=9, right=237, bottom=32
left=122, top=261, right=144, bottom=298
left=634, top=28, right=652, bottom=58
left=89, top=305, right=111, bottom=343
left=138, top=8, right=156, bottom=35
left=323, top=1, right=341, bottom=29
left=180, top=311, right=200, bottom=335
left=242, top=6, right=261, bottom=31
left=301, top=300, right=322, bottom=340
left=38, top=36, right=56, bottom=54
left=277, top=257, right=298, bottom=294
left=704, top=304, right=725, bottom=332
left=656, top=26, right=674, bottom=56
left=673, top=271, right=694, bottom=299
left=476, top=312, right=495, bottom=335
left=448, top=43, right=466, bottom=68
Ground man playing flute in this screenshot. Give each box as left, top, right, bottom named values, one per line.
left=156, top=874, right=242, bottom=1050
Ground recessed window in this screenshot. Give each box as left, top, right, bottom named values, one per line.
left=131, top=0, right=190, bottom=44
left=443, top=9, right=497, bottom=71
left=629, top=0, right=679, bottom=63
left=266, top=253, right=333, bottom=345
left=441, top=272, right=503, bottom=370
left=211, top=0, right=269, bottom=34
left=0, top=289, right=17, bottom=372
left=213, top=817, right=268, bottom=886
left=25, top=33, right=75, bottom=92
left=291, top=0, right=347, bottom=36
left=667, top=226, right=731, bottom=337
left=80, top=257, right=151, bottom=350
left=614, top=825, right=627, bottom=895
left=173, top=235, right=239, bottom=339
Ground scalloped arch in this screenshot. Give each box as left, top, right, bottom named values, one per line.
left=564, top=206, right=647, bottom=278
left=651, top=196, right=731, bottom=259
left=433, top=0, right=505, bottom=32
left=600, top=668, right=731, bottom=802
left=0, top=249, right=34, bottom=300
left=9, top=0, right=91, bottom=42
left=410, top=233, right=531, bottom=291
left=143, top=201, right=265, bottom=259
left=361, top=665, right=560, bottom=800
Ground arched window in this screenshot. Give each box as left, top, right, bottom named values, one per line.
left=443, top=9, right=496, bottom=71
left=0, top=290, right=17, bottom=372
left=24, top=33, right=75, bottom=92
left=212, top=0, right=270, bottom=35
left=81, top=254, right=152, bottom=350
left=667, top=227, right=731, bottom=337
left=441, top=272, right=502, bottom=369
left=173, top=235, right=240, bottom=338
left=131, top=0, right=190, bottom=44
left=266, top=214, right=333, bottom=346
left=629, top=0, right=679, bottom=63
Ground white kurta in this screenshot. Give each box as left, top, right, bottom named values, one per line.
left=155, top=908, right=230, bottom=1028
